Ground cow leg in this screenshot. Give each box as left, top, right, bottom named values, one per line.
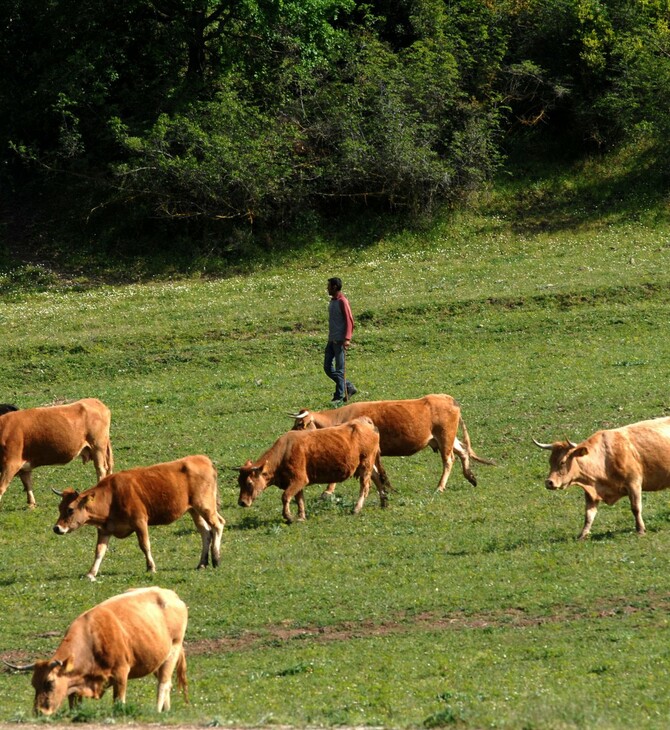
left=321, top=482, right=337, bottom=499
left=436, top=449, right=456, bottom=492
left=578, top=493, right=599, bottom=540
left=353, top=471, right=372, bottom=514
left=189, top=509, right=212, bottom=569
left=209, top=512, right=225, bottom=567
left=91, top=443, right=112, bottom=480
left=190, top=504, right=225, bottom=568
left=453, top=437, right=477, bottom=487
left=295, top=490, right=307, bottom=521
left=372, top=456, right=390, bottom=508
left=628, top=484, right=646, bottom=535
left=282, top=483, right=306, bottom=523
left=111, top=670, right=129, bottom=704
left=135, top=522, right=157, bottom=573
left=17, top=468, right=36, bottom=508
left=87, top=531, right=111, bottom=580
left=0, top=462, right=21, bottom=504
left=155, top=645, right=182, bottom=712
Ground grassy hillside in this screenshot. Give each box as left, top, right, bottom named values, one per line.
left=1, top=151, right=670, bottom=728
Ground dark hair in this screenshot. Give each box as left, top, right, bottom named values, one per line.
left=327, top=277, right=342, bottom=291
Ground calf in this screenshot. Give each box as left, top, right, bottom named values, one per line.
left=5, top=587, right=188, bottom=714
left=53, top=455, right=225, bottom=580
left=237, top=416, right=388, bottom=522
left=534, top=416, right=670, bottom=538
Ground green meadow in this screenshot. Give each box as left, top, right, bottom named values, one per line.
left=1, top=158, right=670, bottom=728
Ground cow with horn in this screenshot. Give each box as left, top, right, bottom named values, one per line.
left=3, top=587, right=188, bottom=715
left=534, top=415, right=670, bottom=539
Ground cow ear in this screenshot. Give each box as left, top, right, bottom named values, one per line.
left=63, top=656, right=75, bottom=673
left=572, top=446, right=588, bottom=458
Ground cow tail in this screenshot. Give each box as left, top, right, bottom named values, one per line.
left=459, top=416, right=496, bottom=466
left=176, top=647, right=189, bottom=704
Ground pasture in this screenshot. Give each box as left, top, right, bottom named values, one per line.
left=1, top=185, right=670, bottom=727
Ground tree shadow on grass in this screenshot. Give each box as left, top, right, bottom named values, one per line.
left=497, top=143, right=670, bottom=236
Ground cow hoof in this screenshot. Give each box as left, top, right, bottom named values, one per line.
left=27, top=503, right=37, bottom=510
left=86, top=574, right=97, bottom=582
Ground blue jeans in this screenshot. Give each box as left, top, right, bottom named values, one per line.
left=324, top=341, right=355, bottom=400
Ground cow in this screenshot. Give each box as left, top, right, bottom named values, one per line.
left=4, top=586, right=188, bottom=715
left=533, top=416, right=670, bottom=539
left=0, top=404, right=18, bottom=416
left=237, top=416, right=389, bottom=522
left=52, top=455, right=225, bottom=581
left=290, top=394, right=494, bottom=496
left=0, top=398, right=113, bottom=509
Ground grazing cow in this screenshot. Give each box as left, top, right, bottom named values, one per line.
left=4, top=587, right=188, bottom=715
left=291, top=394, right=494, bottom=496
left=0, top=404, right=18, bottom=416
left=237, top=416, right=388, bottom=522
left=53, top=455, right=225, bottom=580
left=533, top=416, right=670, bottom=538
left=0, top=398, right=113, bottom=509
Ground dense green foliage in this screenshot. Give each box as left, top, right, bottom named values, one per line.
left=0, top=154, right=670, bottom=727
left=2, top=0, right=670, bottom=255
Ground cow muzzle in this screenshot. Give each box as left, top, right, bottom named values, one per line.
left=53, top=525, right=69, bottom=535
left=545, top=479, right=561, bottom=491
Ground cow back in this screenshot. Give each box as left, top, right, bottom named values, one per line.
left=312, top=395, right=459, bottom=456
left=102, top=455, right=217, bottom=526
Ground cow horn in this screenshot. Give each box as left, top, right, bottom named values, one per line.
left=288, top=411, right=309, bottom=419
left=51, top=488, right=64, bottom=497
left=566, top=438, right=578, bottom=449
left=2, top=659, right=35, bottom=672
left=532, top=438, right=553, bottom=450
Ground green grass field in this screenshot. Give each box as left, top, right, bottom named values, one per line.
left=1, top=156, right=670, bottom=728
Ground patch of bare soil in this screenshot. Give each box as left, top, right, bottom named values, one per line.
left=2, top=592, right=666, bottom=669
left=183, top=590, right=669, bottom=657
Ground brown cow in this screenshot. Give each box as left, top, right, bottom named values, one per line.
left=0, top=398, right=113, bottom=509
left=534, top=416, right=670, bottom=538
left=291, top=394, right=494, bottom=496
left=5, top=586, right=188, bottom=715
left=237, top=416, right=389, bottom=522
left=53, top=455, right=225, bottom=580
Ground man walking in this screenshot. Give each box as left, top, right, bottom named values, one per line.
left=324, top=277, right=358, bottom=403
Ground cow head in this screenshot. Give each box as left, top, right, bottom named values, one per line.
left=237, top=460, right=269, bottom=507
left=53, top=488, right=94, bottom=534
left=289, top=410, right=316, bottom=431
left=533, top=438, right=589, bottom=490
left=31, top=658, right=73, bottom=715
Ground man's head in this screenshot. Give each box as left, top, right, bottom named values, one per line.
left=327, top=277, right=342, bottom=296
